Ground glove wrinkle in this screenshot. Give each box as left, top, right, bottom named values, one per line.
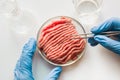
left=45, top=67, right=62, bottom=80
left=95, top=35, right=120, bottom=54
left=14, top=38, right=63, bottom=80
left=14, top=38, right=36, bottom=80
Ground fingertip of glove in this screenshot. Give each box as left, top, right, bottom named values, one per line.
left=88, top=37, right=98, bottom=46
left=28, top=38, right=36, bottom=44
left=54, top=66, right=62, bottom=72
left=23, top=38, right=36, bottom=52
left=28, top=38, right=36, bottom=47
left=88, top=37, right=95, bottom=43
left=45, top=67, right=62, bottom=80
left=94, top=35, right=105, bottom=41
left=91, top=26, right=98, bottom=33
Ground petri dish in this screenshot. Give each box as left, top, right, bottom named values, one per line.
left=37, top=16, right=87, bottom=66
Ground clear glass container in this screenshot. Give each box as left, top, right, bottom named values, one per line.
left=0, top=0, right=17, bottom=16
left=0, top=0, right=37, bottom=35
left=73, top=0, right=103, bottom=15
left=37, top=16, right=87, bottom=66
left=73, top=0, right=103, bottom=25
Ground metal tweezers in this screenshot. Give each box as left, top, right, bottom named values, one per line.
left=72, top=31, right=120, bottom=39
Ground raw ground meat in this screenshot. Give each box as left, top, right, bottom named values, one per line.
left=38, top=17, right=86, bottom=64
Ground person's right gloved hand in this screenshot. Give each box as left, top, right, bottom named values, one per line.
left=88, top=17, right=120, bottom=54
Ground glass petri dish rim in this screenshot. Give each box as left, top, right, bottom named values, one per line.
left=36, top=16, right=87, bottom=66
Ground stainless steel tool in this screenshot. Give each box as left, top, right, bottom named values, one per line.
left=72, top=31, right=120, bottom=39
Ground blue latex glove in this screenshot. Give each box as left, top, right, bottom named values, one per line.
left=45, top=67, right=62, bottom=80
left=14, top=38, right=62, bottom=80
left=88, top=17, right=120, bottom=54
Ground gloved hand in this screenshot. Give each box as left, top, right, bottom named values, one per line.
left=14, top=38, right=62, bottom=80
left=88, top=17, right=120, bottom=54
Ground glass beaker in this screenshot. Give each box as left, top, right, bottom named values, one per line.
left=0, top=0, right=37, bottom=35
left=0, top=0, right=18, bottom=17
left=73, top=0, right=103, bottom=26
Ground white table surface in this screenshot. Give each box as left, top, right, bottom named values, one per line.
left=0, top=0, right=120, bottom=80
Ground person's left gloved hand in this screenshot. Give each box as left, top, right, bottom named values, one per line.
left=14, top=38, right=62, bottom=80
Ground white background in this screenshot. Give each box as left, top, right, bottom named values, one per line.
left=0, top=0, right=120, bottom=80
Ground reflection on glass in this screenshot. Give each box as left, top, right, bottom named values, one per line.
left=0, top=0, right=37, bottom=34
left=73, top=0, right=103, bottom=26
